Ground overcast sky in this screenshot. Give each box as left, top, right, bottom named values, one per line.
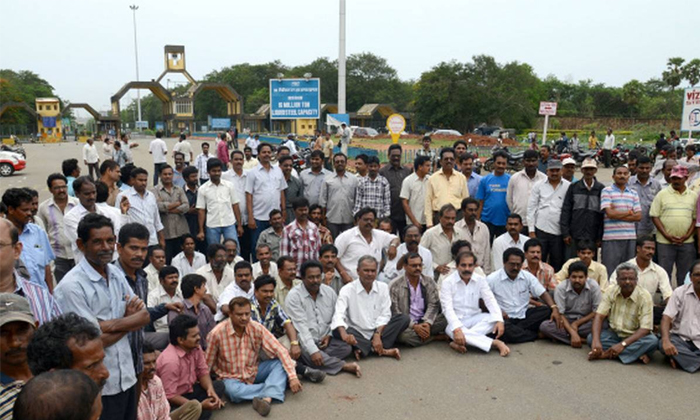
left=1, top=0, right=697, bottom=117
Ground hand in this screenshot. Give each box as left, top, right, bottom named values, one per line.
left=387, top=245, right=397, bottom=260
left=563, top=236, right=572, bottom=246
left=492, top=321, right=504, bottom=338
left=248, top=220, right=257, bottom=230
left=529, top=232, right=536, bottom=238
left=569, top=320, right=580, bottom=332
left=289, top=343, right=301, bottom=360
left=310, top=351, right=324, bottom=366
left=371, top=334, right=384, bottom=354
left=289, top=378, right=303, bottom=394
left=120, top=196, right=130, bottom=214
left=662, top=340, right=679, bottom=356
left=164, top=302, right=184, bottom=313
left=237, top=225, right=244, bottom=237
left=323, top=271, right=335, bottom=285
left=342, top=333, right=357, bottom=346
left=188, top=206, right=198, bottom=215
left=501, top=311, right=509, bottom=320
left=570, top=332, right=582, bottom=348
left=205, top=388, right=224, bottom=408
left=318, top=335, right=331, bottom=349
left=609, top=343, right=625, bottom=358
left=453, top=329, right=467, bottom=347
left=436, top=264, right=450, bottom=275
left=197, top=231, right=205, bottom=242
left=555, top=314, right=564, bottom=330
left=413, top=323, right=431, bottom=341
left=124, top=296, right=144, bottom=316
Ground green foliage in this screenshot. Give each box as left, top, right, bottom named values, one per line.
left=0, top=69, right=59, bottom=125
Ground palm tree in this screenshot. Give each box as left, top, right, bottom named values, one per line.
left=662, top=57, right=685, bottom=91
left=682, top=59, right=700, bottom=87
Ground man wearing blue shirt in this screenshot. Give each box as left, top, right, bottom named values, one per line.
left=2, top=189, right=55, bottom=292
left=476, top=151, right=511, bottom=244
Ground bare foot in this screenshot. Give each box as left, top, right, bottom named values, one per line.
left=382, top=348, right=401, bottom=360
left=601, top=349, right=614, bottom=360
left=354, top=349, right=362, bottom=361
left=588, top=349, right=603, bottom=361
left=449, top=341, right=467, bottom=354
left=669, top=358, right=677, bottom=369
left=493, top=339, right=510, bottom=357
left=342, top=362, right=362, bottom=378
left=639, top=354, right=651, bottom=364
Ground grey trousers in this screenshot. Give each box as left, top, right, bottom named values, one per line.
left=336, top=314, right=411, bottom=357
left=657, top=242, right=695, bottom=288
left=398, top=314, right=448, bottom=347
left=601, top=240, right=636, bottom=278
left=587, top=328, right=659, bottom=364
left=539, top=317, right=593, bottom=345
left=660, top=334, right=700, bottom=373
left=144, top=332, right=169, bottom=351
left=299, top=337, right=352, bottom=375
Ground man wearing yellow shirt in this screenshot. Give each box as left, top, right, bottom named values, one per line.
left=555, top=240, right=608, bottom=290
left=424, top=148, right=468, bottom=227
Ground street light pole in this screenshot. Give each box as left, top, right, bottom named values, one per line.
left=130, top=4, right=142, bottom=127
left=338, top=0, right=346, bottom=115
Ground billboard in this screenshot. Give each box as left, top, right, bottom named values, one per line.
left=539, top=102, right=557, bottom=116
left=681, top=87, right=700, bottom=132
left=210, top=118, right=231, bottom=129
left=269, top=78, right=320, bottom=119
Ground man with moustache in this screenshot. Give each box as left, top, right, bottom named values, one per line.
left=197, top=244, right=235, bottom=316
left=506, top=149, right=545, bottom=235
left=455, top=198, right=491, bottom=274
left=196, top=158, right=243, bottom=247
left=539, top=261, right=602, bottom=347
left=148, top=266, right=184, bottom=335
left=379, top=144, right=412, bottom=236
left=491, top=214, right=529, bottom=272
left=280, top=198, right=321, bottom=276
left=440, top=252, right=510, bottom=356
left=115, top=167, right=165, bottom=250
left=555, top=240, right=609, bottom=291
left=38, top=173, right=79, bottom=282
left=421, top=204, right=465, bottom=280
left=600, top=166, right=641, bottom=276
left=383, top=225, right=434, bottom=283
left=222, top=150, right=253, bottom=260
left=628, top=156, right=661, bottom=238
left=319, top=153, right=359, bottom=239
left=217, top=261, right=255, bottom=322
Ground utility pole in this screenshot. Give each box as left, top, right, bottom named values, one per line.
left=338, top=0, right=346, bottom=115
left=130, top=5, right=142, bottom=127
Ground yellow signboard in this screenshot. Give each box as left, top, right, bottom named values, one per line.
left=386, top=113, right=406, bottom=144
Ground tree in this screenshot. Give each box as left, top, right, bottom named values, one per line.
left=0, top=69, right=58, bottom=126
left=682, top=59, right=700, bottom=87
left=622, top=80, right=645, bottom=117
left=662, top=57, right=685, bottom=91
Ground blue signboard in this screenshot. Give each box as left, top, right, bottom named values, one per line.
left=155, top=121, right=165, bottom=131
left=269, top=78, right=320, bottom=120
left=210, top=118, right=231, bottom=129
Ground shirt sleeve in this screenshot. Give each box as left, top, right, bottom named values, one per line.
left=285, top=292, right=318, bottom=355
left=424, top=178, right=434, bottom=225
left=527, top=273, right=547, bottom=299
left=382, top=180, right=391, bottom=218
left=553, top=283, right=566, bottom=314
left=330, top=287, right=350, bottom=331
left=526, top=182, right=540, bottom=232
left=657, top=268, right=673, bottom=300
left=662, top=288, right=682, bottom=319
left=54, top=282, right=99, bottom=327
left=319, top=179, right=328, bottom=208
left=600, top=188, right=611, bottom=210
left=648, top=192, right=662, bottom=218
left=40, top=230, right=55, bottom=263
left=399, top=177, right=411, bottom=201
left=638, top=291, right=654, bottom=331
left=596, top=288, right=614, bottom=316
left=475, top=176, right=487, bottom=201
left=439, top=277, right=462, bottom=331
left=195, top=186, right=206, bottom=210
left=590, top=283, right=602, bottom=312
left=205, top=329, right=219, bottom=370
left=506, top=175, right=515, bottom=211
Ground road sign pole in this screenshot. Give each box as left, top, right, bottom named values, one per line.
left=542, top=114, right=549, bottom=145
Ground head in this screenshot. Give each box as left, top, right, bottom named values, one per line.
left=414, top=155, right=431, bottom=177
left=2, top=188, right=33, bottom=228
left=523, top=149, right=539, bottom=173
left=230, top=150, right=244, bottom=172
left=635, top=155, right=652, bottom=181
left=388, top=144, right=402, bottom=167
left=292, top=198, right=310, bottom=223
left=492, top=151, right=507, bottom=175
left=257, top=143, right=273, bottom=164
left=456, top=251, right=477, bottom=282
left=627, top=156, right=637, bottom=175
left=576, top=240, right=596, bottom=266
left=277, top=257, right=297, bottom=283
left=300, top=260, right=323, bottom=295
left=179, top=133, right=186, bottom=142
left=635, top=235, right=656, bottom=263
left=117, top=223, right=150, bottom=272
left=502, top=247, right=525, bottom=279
left=183, top=166, right=199, bottom=188
left=688, top=260, right=700, bottom=289
left=141, top=342, right=157, bottom=382
left=13, top=370, right=102, bottom=420
left=62, top=158, right=81, bottom=178
left=565, top=261, right=588, bottom=293
left=255, top=244, right=272, bottom=266
left=99, top=160, right=121, bottom=184
left=523, top=238, right=542, bottom=265
left=403, top=225, right=422, bottom=251
left=201, top=142, right=210, bottom=154
left=540, top=145, right=550, bottom=160
left=207, top=244, right=227, bottom=272
left=439, top=148, right=455, bottom=172
left=268, top=209, right=284, bottom=231
left=244, top=146, right=253, bottom=160
left=355, top=154, right=368, bottom=175
left=158, top=266, right=179, bottom=296
left=129, top=167, right=149, bottom=194
left=233, top=261, right=253, bottom=292
left=181, top=273, right=207, bottom=301
left=439, top=204, right=457, bottom=230
left=333, top=153, right=347, bottom=173
left=253, top=275, right=277, bottom=307
left=27, top=313, right=108, bottom=389
left=357, top=256, right=378, bottom=287
left=546, top=160, right=562, bottom=182
left=207, top=158, right=224, bottom=183
left=159, top=164, right=173, bottom=186
left=450, top=240, right=473, bottom=261
left=113, top=141, right=121, bottom=150
left=309, top=204, right=323, bottom=225
left=670, top=165, right=689, bottom=191
left=310, top=150, right=324, bottom=170
left=169, top=314, right=201, bottom=351
left=612, top=165, right=630, bottom=187
left=506, top=214, right=523, bottom=237
left=120, top=164, right=134, bottom=187
left=355, top=207, right=377, bottom=234
left=223, top=238, right=238, bottom=264
left=366, top=156, right=380, bottom=178
left=404, top=253, right=423, bottom=279
left=46, top=173, right=69, bottom=202
left=562, top=161, right=575, bottom=180
left=146, top=246, right=166, bottom=272
left=453, top=140, right=467, bottom=156
left=181, top=234, right=196, bottom=257
left=279, top=155, right=293, bottom=178
left=174, top=152, right=185, bottom=170
left=319, top=244, right=338, bottom=271
left=378, top=218, right=393, bottom=233
left=87, top=137, right=94, bottom=145
left=228, top=297, right=252, bottom=330
left=76, top=214, right=115, bottom=269
left=422, top=135, right=431, bottom=149
left=662, top=159, right=678, bottom=182
left=0, top=294, right=37, bottom=370
left=0, top=219, right=21, bottom=276
left=24, top=188, right=39, bottom=217
left=74, top=177, right=97, bottom=210
left=615, top=263, right=638, bottom=295
left=461, top=197, right=479, bottom=223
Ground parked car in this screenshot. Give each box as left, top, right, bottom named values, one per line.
left=0, top=150, right=26, bottom=176
left=429, top=129, right=462, bottom=137
left=351, top=126, right=379, bottom=137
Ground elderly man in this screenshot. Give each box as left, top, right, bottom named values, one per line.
left=609, top=236, right=673, bottom=325
left=319, top=153, right=359, bottom=239
left=332, top=256, right=410, bottom=360
left=555, top=239, right=609, bottom=291
left=539, top=261, right=602, bottom=347
left=487, top=248, right=560, bottom=344
left=383, top=225, right=433, bottom=283
left=280, top=198, right=321, bottom=275
left=527, top=159, right=570, bottom=271
left=274, top=256, right=302, bottom=309
left=491, top=214, right=529, bottom=272
left=389, top=253, right=447, bottom=347
left=600, top=166, right=641, bottom=276
left=650, top=165, right=697, bottom=287
left=286, top=260, right=361, bottom=378
left=455, top=197, right=491, bottom=274
left=205, top=297, right=302, bottom=417
left=335, top=207, right=399, bottom=281
left=440, top=251, right=510, bottom=356
left=424, top=148, right=468, bottom=228
left=421, top=204, right=465, bottom=280
left=506, top=149, right=545, bottom=234
left=588, top=263, right=658, bottom=364
left=659, top=260, right=700, bottom=372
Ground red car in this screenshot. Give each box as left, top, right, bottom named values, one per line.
left=0, top=150, right=26, bottom=176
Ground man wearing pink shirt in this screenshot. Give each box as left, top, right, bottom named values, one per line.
left=217, top=133, right=230, bottom=166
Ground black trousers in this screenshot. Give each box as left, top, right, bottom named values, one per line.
left=180, top=381, right=226, bottom=420
left=392, top=219, right=407, bottom=241
left=164, top=237, right=182, bottom=265
left=101, top=384, right=137, bottom=420
left=484, top=222, right=506, bottom=245
left=154, top=163, right=166, bottom=186
left=603, top=149, right=611, bottom=168
left=536, top=228, right=565, bottom=272
left=501, top=306, right=552, bottom=344
left=328, top=223, right=353, bottom=240
left=334, top=314, right=410, bottom=357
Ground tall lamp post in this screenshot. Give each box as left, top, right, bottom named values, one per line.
left=338, top=0, right=346, bottom=115
left=130, top=4, right=142, bottom=127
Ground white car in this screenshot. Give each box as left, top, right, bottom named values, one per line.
left=0, top=150, right=26, bottom=176
left=430, top=129, right=462, bottom=137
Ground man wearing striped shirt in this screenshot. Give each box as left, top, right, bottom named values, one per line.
left=600, top=166, right=641, bottom=277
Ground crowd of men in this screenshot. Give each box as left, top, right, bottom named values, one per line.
left=1, top=132, right=698, bottom=420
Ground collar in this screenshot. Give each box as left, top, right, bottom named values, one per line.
left=79, top=257, right=111, bottom=283
left=612, top=284, right=641, bottom=303
left=356, top=280, right=378, bottom=295
left=667, top=185, right=691, bottom=195
left=157, top=283, right=182, bottom=299
left=498, top=268, right=526, bottom=283
left=683, top=283, right=700, bottom=299
left=610, top=184, right=631, bottom=193
left=48, top=196, right=78, bottom=209
left=115, top=260, right=146, bottom=283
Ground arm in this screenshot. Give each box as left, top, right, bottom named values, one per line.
left=659, top=314, right=678, bottom=356
left=526, top=184, right=539, bottom=234
left=197, top=209, right=206, bottom=241
left=44, top=265, right=54, bottom=294
left=560, top=184, right=574, bottom=240
left=506, top=177, right=515, bottom=211
left=246, top=192, right=256, bottom=229
left=439, top=278, right=462, bottom=331
left=285, top=293, right=319, bottom=355
left=402, top=198, right=420, bottom=228
left=424, top=179, right=434, bottom=227
left=382, top=181, right=391, bottom=218
left=280, top=189, right=286, bottom=220
left=174, top=189, right=189, bottom=214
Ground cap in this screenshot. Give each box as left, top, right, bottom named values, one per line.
left=547, top=159, right=563, bottom=170
left=670, top=165, right=689, bottom=179
left=581, top=158, right=597, bottom=169
left=562, top=158, right=576, bottom=166
left=0, top=294, right=36, bottom=328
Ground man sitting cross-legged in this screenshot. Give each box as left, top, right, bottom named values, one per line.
left=440, top=251, right=510, bottom=356
left=540, top=261, right=602, bottom=348
left=331, top=255, right=411, bottom=360
left=205, top=297, right=302, bottom=417
left=389, top=253, right=448, bottom=347
left=588, top=262, right=658, bottom=364
left=286, top=260, right=362, bottom=377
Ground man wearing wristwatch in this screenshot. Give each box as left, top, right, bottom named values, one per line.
left=588, top=262, right=658, bottom=364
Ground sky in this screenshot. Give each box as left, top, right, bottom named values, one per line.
left=1, top=0, right=697, bottom=118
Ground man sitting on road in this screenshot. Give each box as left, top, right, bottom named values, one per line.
left=437, top=240, right=486, bottom=289
left=217, top=261, right=255, bottom=322
left=491, top=214, right=528, bottom=272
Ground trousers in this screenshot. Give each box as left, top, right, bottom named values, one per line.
left=601, top=240, right=636, bottom=278
left=100, top=384, right=137, bottom=420
left=501, top=306, right=552, bottom=344
left=445, top=312, right=499, bottom=352
left=298, top=337, right=352, bottom=375
left=659, top=334, right=700, bottom=373
left=180, top=381, right=226, bottom=420
left=657, top=242, right=695, bottom=288
left=539, top=317, right=593, bottom=345
left=205, top=224, right=239, bottom=249
left=154, top=163, right=166, bottom=186
left=398, top=314, right=448, bottom=347
left=223, top=359, right=288, bottom=403
left=536, top=228, right=565, bottom=272
left=335, top=314, right=411, bottom=357
left=169, top=400, right=201, bottom=420
left=586, top=328, right=659, bottom=364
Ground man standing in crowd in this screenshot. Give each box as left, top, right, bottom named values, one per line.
left=650, top=165, right=697, bottom=287
left=173, top=133, right=194, bottom=165
left=182, top=166, right=207, bottom=254
left=600, top=166, right=641, bottom=277
left=354, top=154, right=369, bottom=179
left=491, top=214, right=528, bottom=272
left=149, top=131, right=168, bottom=186
left=246, top=134, right=260, bottom=157
left=37, top=173, right=79, bottom=283
left=424, top=148, right=468, bottom=228
left=279, top=155, right=304, bottom=224
left=82, top=137, right=100, bottom=180
left=196, top=158, right=243, bottom=247
left=99, top=160, right=122, bottom=206
left=477, top=151, right=511, bottom=243
left=197, top=244, right=235, bottom=315
left=195, top=143, right=214, bottom=185
left=216, top=133, right=230, bottom=167
left=339, top=123, right=351, bottom=155
left=246, top=143, right=287, bottom=250
left=243, top=146, right=259, bottom=170
left=602, top=128, right=615, bottom=168
left=400, top=155, right=431, bottom=230
left=1, top=188, right=55, bottom=291
left=300, top=150, right=331, bottom=206
left=459, top=153, right=482, bottom=198
left=257, top=210, right=284, bottom=261
left=527, top=160, right=570, bottom=271
left=319, top=153, right=359, bottom=239
left=507, top=149, right=545, bottom=234
left=154, top=164, right=190, bottom=264
left=379, top=144, right=412, bottom=236
left=172, top=152, right=187, bottom=189
left=144, top=246, right=166, bottom=292
left=353, top=156, right=391, bottom=219
left=280, top=198, right=321, bottom=276
left=416, top=135, right=437, bottom=174
left=223, top=150, right=253, bottom=259
left=538, top=146, right=551, bottom=173
left=62, top=158, right=81, bottom=197
left=628, top=155, right=662, bottom=238
left=115, top=167, right=165, bottom=251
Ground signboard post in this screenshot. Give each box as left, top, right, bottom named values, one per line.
left=681, top=87, right=700, bottom=141
left=386, top=114, right=406, bottom=144
left=539, top=101, right=557, bottom=145
left=269, top=78, right=321, bottom=120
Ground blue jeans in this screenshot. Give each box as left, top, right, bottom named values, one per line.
left=205, top=224, right=239, bottom=248
left=250, top=219, right=270, bottom=261
left=223, top=359, right=288, bottom=403
left=587, top=328, right=659, bottom=364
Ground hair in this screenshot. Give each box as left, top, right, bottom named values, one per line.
left=319, top=243, right=338, bottom=256
left=182, top=165, right=198, bottom=179
left=180, top=133, right=187, bottom=140
left=378, top=217, right=393, bottom=229
left=99, top=159, right=119, bottom=176
left=27, top=313, right=101, bottom=376
left=142, top=341, right=155, bottom=355
left=451, top=239, right=472, bottom=258
left=148, top=245, right=165, bottom=261
left=2, top=188, right=32, bottom=209
left=422, top=135, right=432, bottom=142
left=309, top=203, right=322, bottom=214
left=404, top=224, right=420, bottom=236
left=277, top=255, right=296, bottom=270
left=61, top=158, right=79, bottom=177
left=120, top=163, right=135, bottom=185
left=506, top=213, right=523, bottom=224
left=438, top=203, right=457, bottom=218
left=207, top=243, right=226, bottom=260
left=310, top=150, right=324, bottom=160
left=388, top=144, right=402, bottom=154
left=257, top=142, right=273, bottom=154
left=207, top=158, right=223, bottom=172
left=223, top=238, right=237, bottom=247
left=229, top=296, right=251, bottom=310
left=169, top=314, right=199, bottom=346
left=244, top=146, right=252, bottom=152
left=404, top=252, right=423, bottom=264
left=159, top=164, right=173, bottom=174
left=333, top=152, right=347, bottom=162
left=456, top=250, right=477, bottom=266
left=540, top=145, right=551, bottom=152
left=256, top=243, right=271, bottom=255
left=357, top=255, right=378, bottom=270
left=202, top=141, right=210, bottom=149
left=612, top=165, right=629, bottom=176
left=77, top=213, right=113, bottom=244
left=636, top=234, right=655, bottom=248
left=277, top=145, right=290, bottom=154
left=523, top=238, right=542, bottom=253
left=615, top=262, right=638, bottom=279
left=72, top=176, right=94, bottom=195
left=158, top=265, right=179, bottom=280
left=94, top=181, right=109, bottom=203
left=234, top=260, right=253, bottom=274
left=278, top=155, right=293, bottom=165
left=46, top=173, right=67, bottom=190
left=492, top=150, right=508, bottom=161
left=230, top=150, right=244, bottom=159
left=14, top=370, right=100, bottom=420
left=300, top=260, right=323, bottom=278
left=23, top=188, right=38, bottom=199
left=453, top=140, right=467, bottom=149
left=689, top=259, right=700, bottom=275
left=129, top=167, right=148, bottom=179
left=181, top=233, right=195, bottom=245
left=354, top=207, right=376, bottom=221
left=292, top=197, right=310, bottom=210
left=180, top=273, right=207, bottom=299
left=156, top=131, right=163, bottom=138
left=503, top=247, right=525, bottom=264
left=268, top=209, right=282, bottom=219
left=440, top=147, right=455, bottom=159
left=460, top=197, right=479, bottom=211
left=568, top=261, right=588, bottom=277
left=523, top=149, right=539, bottom=160
left=576, top=239, right=596, bottom=253
left=414, top=155, right=431, bottom=170
left=365, top=155, right=380, bottom=166
left=118, top=222, right=149, bottom=246
left=254, top=274, right=277, bottom=290
left=457, top=152, right=473, bottom=163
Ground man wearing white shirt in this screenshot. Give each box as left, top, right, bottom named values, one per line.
left=506, top=149, right=546, bottom=233
left=491, top=214, right=529, bottom=272
left=455, top=198, right=492, bottom=274
left=222, top=150, right=253, bottom=260
left=246, top=143, right=287, bottom=251
left=335, top=207, right=400, bottom=281
left=223, top=238, right=244, bottom=270
left=173, top=134, right=194, bottom=164
left=251, top=244, right=279, bottom=279
left=527, top=160, right=570, bottom=272
left=399, top=155, right=431, bottom=229
left=440, top=251, right=510, bottom=356
left=195, top=244, right=235, bottom=316
left=216, top=260, right=255, bottom=322
left=170, top=234, right=206, bottom=276
left=283, top=134, right=298, bottom=154
left=82, top=137, right=100, bottom=180
left=331, top=256, right=410, bottom=360
left=245, top=134, right=260, bottom=157
left=382, top=225, right=433, bottom=283
left=147, top=265, right=184, bottom=334
left=602, top=128, right=615, bottom=168
left=194, top=142, right=215, bottom=185
left=195, top=158, right=243, bottom=247
left=149, top=131, right=168, bottom=186
left=115, top=167, right=165, bottom=248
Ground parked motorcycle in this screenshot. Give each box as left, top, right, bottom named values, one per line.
left=557, top=146, right=599, bottom=165
left=292, top=148, right=311, bottom=173
left=483, top=143, right=524, bottom=172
